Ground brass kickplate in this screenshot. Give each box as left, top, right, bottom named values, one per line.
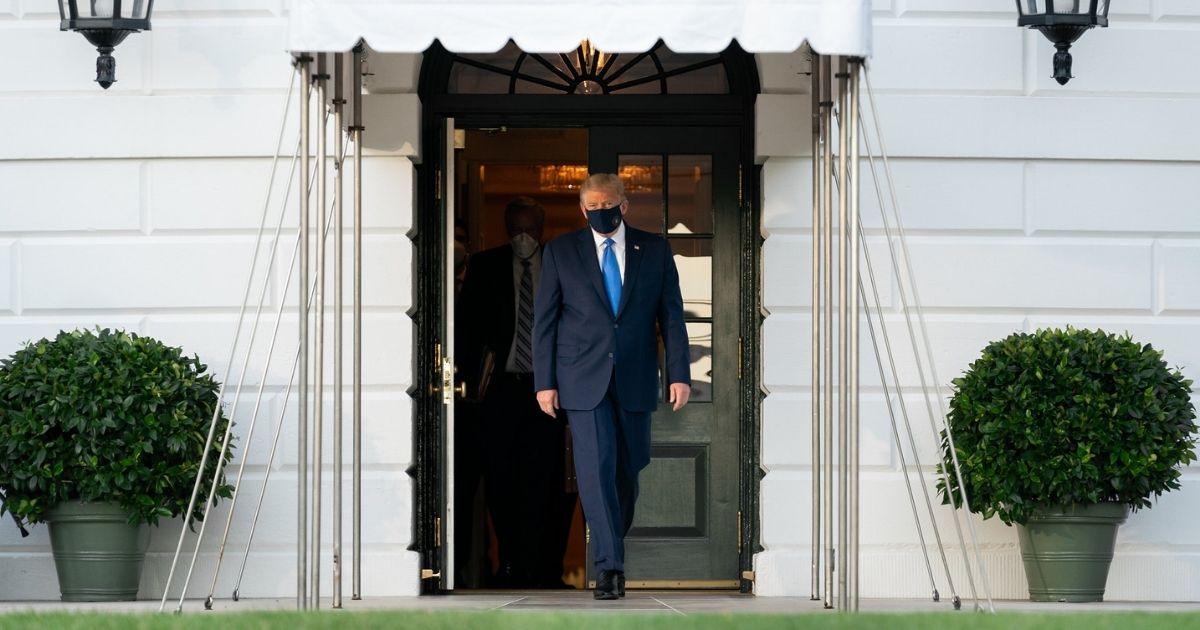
left=586, top=579, right=740, bottom=589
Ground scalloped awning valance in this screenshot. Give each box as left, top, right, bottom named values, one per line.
left=287, top=0, right=872, bottom=56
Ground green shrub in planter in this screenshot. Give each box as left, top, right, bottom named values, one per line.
left=0, top=328, right=235, bottom=600
left=937, top=327, right=1197, bottom=601
left=937, top=328, right=1197, bottom=524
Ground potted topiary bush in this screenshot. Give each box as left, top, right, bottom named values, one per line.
left=938, top=328, right=1197, bottom=602
left=0, top=328, right=235, bottom=602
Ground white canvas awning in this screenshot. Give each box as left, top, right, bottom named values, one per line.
left=288, top=0, right=872, bottom=56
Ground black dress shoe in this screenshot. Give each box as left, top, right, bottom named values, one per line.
left=616, top=571, right=626, bottom=598
left=594, top=570, right=620, bottom=600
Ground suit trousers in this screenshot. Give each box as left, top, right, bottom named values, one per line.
left=564, top=372, right=652, bottom=573
left=482, top=372, right=575, bottom=586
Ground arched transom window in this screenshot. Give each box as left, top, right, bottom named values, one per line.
left=447, top=40, right=732, bottom=95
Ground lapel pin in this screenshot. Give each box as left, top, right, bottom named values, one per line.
left=634, top=245, right=640, bottom=251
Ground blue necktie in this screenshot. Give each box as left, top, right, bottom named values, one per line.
left=602, top=238, right=622, bottom=316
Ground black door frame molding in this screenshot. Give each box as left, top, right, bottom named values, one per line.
left=411, top=41, right=764, bottom=594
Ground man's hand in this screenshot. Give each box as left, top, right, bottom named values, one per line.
left=668, top=383, right=690, bottom=412
left=536, top=389, right=560, bottom=417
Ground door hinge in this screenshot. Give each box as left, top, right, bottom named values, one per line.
left=435, top=168, right=443, bottom=201
left=434, top=516, right=442, bottom=548
left=421, top=568, right=441, bottom=580
left=441, top=355, right=454, bottom=405
left=742, top=570, right=755, bottom=582
left=431, top=343, right=461, bottom=404
left=737, top=164, right=744, bottom=205
left=737, top=510, right=743, bottom=555
left=429, top=343, right=443, bottom=398
left=738, top=337, right=744, bottom=380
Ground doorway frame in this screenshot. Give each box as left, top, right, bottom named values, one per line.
left=412, top=42, right=763, bottom=594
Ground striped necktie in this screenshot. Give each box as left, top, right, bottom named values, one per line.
left=514, top=259, right=534, bottom=372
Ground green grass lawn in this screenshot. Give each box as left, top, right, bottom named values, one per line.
left=1, top=611, right=1199, bottom=630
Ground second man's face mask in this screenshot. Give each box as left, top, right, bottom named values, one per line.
left=511, top=232, right=539, bottom=259
left=586, top=203, right=623, bottom=234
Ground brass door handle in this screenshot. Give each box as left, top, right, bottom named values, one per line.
left=429, top=381, right=467, bottom=399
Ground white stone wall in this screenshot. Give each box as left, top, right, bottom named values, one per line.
left=0, top=3, right=421, bottom=599
left=754, top=1, right=1200, bottom=601
left=3, top=0, right=1199, bottom=605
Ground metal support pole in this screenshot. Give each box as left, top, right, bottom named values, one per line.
left=351, top=44, right=365, bottom=601
left=297, top=53, right=312, bottom=612
left=858, top=220, right=942, bottom=603
left=858, top=105, right=958, bottom=606
left=809, top=51, right=823, bottom=603
left=820, top=54, right=835, bottom=611
left=848, top=58, right=862, bottom=613
left=156, top=63, right=300, bottom=616
left=332, top=52, right=346, bottom=610
left=198, top=82, right=303, bottom=613
left=836, top=56, right=850, bottom=613
left=232, top=150, right=343, bottom=603
left=862, top=64, right=993, bottom=611
left=312, top=53, right=328, bottom=610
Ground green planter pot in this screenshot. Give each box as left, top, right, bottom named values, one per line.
left=1017, top=502, right=1128, bottom=603
left=44, top=501, right=150, bottom=602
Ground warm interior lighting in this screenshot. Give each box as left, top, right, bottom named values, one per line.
left=579, top=39, right=609, bottom=75
left=574, top=39, right=610, bottom=94
left=537, top=164, right=662, bottom=193
left=538, top=164, right=590, bottom=192
left=620, top=164, right=659, bottom=193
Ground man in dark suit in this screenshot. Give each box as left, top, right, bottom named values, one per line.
left=533, top=174, right=691, bottom=600
left=458, top=197, right=576, bottom=588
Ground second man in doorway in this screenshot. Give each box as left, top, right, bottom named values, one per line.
left=458, top=197, right=577, bottom=589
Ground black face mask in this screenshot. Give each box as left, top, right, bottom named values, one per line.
left=586, top=204, right=623, bottom=234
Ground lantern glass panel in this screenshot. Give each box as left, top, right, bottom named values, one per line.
left=75, top=0, right=151, bottom=19
left=1051, top=0, right=1086, bottom=13
left=90, top=0, right=115, bottom=18
left=1098, top=0, right=1109, bottom=17
left=128, top=0, right=150, bottom=19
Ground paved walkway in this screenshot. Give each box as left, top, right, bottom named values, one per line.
left=2, top=592, right=1199, bottom=616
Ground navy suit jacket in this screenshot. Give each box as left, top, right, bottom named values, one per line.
left=533, top=226, right=691, bottom=413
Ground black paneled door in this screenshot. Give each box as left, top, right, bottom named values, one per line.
left=588, top=126, right=742, bottom=587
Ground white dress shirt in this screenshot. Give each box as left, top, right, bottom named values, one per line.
left=590, top=221, right=626, bottom=283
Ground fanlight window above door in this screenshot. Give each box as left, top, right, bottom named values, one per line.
left=447, top=40, right=731, bottom=95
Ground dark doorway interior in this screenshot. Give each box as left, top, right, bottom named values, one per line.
left=453, top=128, right=590, bottom=590
left=450, top=124, right=743, bottom=591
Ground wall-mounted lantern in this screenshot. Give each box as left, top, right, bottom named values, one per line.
left=1016, top=1, right=1110, bottom=85
left=58, top=1, right=154, bottom=89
